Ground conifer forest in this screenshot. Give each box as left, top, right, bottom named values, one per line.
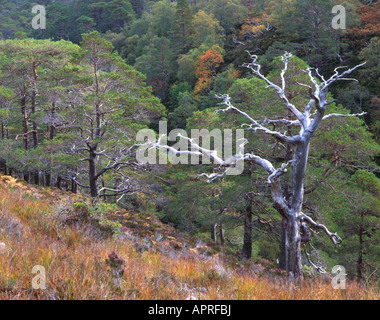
left=0, top=0, right=379, bottom=304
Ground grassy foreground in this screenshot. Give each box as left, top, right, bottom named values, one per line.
left=0, top=174, right=378, bottom=300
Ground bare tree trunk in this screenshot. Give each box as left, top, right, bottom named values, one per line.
left=45, top=171, right=51, bottom=187
left=357, top=211, right=364, bottom=281
left=56, top=176, right=62, bottom=189
left=88, top=147, right=98, bottom=198
left=211, top=223, right=218, bottom=243
left=21, top=96, right=28, bottom=151
left=49, top=124, right=55, bottom=140
left=31, top=91, right=38, bottom=149
left=283, top=215, right=302, bottom=278
left=72, top=179, right=77, bottom=194
left=187, top=208, right=193, bottom=233
left=279, top=218, right=287, bottom=269
left=44, top=103, right=56, bottom=190
left=0, top=159, right=7, bottom=175
left=242, top=207, right=253, bottom=259
left=24, top=172, right=30, bottom=183
left=219, top=225, right=225, bottom=246
left=34, top=171, right=40, bottom=185
left=280, top=138, right=311, bottom=278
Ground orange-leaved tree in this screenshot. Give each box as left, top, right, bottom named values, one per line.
left=346, top=2, right=380, bottom=51
left=194, top=45, right=224, bottom=97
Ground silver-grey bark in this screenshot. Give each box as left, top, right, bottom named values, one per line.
left=148, top=52, right=365, bottom=278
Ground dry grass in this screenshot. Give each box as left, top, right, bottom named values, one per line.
left=0, top=174, right=378, bottom=300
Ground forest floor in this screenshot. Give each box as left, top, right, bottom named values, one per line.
left=0, top=173, right=378, bottom=300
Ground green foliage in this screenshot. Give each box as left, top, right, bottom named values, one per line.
left=44, top=1, right=71, bottom=40
left=168, top=92, right=198, bottom=129
left=135, top=36, right=176, bottom=101
left=266, top=0, right=340, bottom=69
left=194, top=0, right=247, bottom=35
left=0, top=86, right=14, bottom=101
left=258, top=240, right=280, bottom=263
left=0, top=0, right=379, bottom=285
left=312, top=103, right=380, bottom=167
left=192, top=10, right=224, bottom=47
left=151, top=0, right=176, bottom=38
left=330, top=170, right=380, bottom=280
left=0, top=33, right=165, bottom=198
left=336, top=82, right=371, bottom=114
left=168, top=82, right=192, bottom=111
left=173, top=0, right=194, bottom=53
left=101, top=0, right=136, bottom=32
left=177, top=54, right=197, bottom=86
left=350, top=170, right=380, bottom=199
left=359, top=37, right=380, bottom=95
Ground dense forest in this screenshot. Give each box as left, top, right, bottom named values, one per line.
left=0, top=0, right=379, bottom=290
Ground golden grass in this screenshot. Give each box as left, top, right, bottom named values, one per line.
left=0, top=176, right=379, bottom=300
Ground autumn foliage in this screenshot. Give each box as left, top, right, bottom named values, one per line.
left=239, top=17, right=266, bottom=39
left=194, top=46, right=224, bottom=97
left=347, top=2, right=380, bottom=48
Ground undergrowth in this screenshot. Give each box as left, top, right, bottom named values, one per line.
left=0, top=175, right=378, bottom=300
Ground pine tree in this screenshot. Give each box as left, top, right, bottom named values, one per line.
left=173, top=0, right=193, bottom=54
left=68, top=31, right=165, bottom=197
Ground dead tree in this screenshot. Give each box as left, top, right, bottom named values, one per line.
left=148, top=52, right=365, bottom=279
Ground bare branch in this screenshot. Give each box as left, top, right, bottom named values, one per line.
left=301, top=214, right=342, bottom=247
left=94, top=161, right=132, bottom=180
left=197, top=167, right=234, bottom=183
left=98, top=186, right=141, bottom=197
left=322, top=112, right=366, bottom=121
left=69, top=177, right=90, bottom=189
left=303, top=243, right=326, bottom=274
left=232, top=37, right=246, bottom=46
left=324, top=63, right=366, bottom=87
left=260, top=117, right=302, bottom=127
left=243, top=51, right=305, bottom=125
left=148, top=132, right=290, bottom=217
left=215, top=94, right=301, bottom=144
left=153, top=133, right=247, bottom=167
left=15, top=130, right=37, bottom=140
left=267, top=160, right=292, bottom=184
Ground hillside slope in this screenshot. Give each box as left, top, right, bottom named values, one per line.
left=0, top=174, right=378, bottom=300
